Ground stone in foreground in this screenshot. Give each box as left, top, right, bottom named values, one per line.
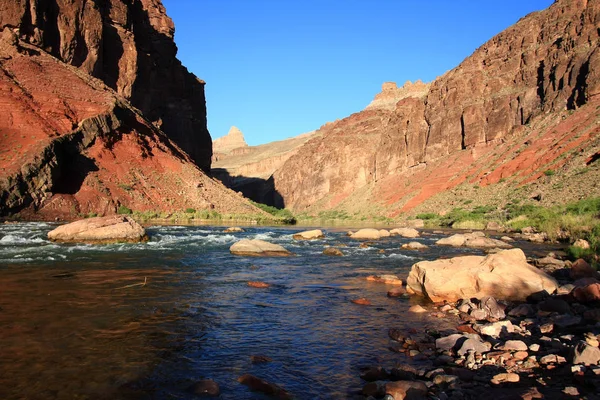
left=230, top=239, right=291, bottom=257
left=292, top=229, right=324, bottom=240
left=47, top=216, right=146, bottom=244
left=406, top=249, right=558, bottom=302
left=237, top=374, right=291, bottom=399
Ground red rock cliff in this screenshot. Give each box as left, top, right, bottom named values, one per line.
left=273, top=0, right=600, bottom=212
left=0, top=0, right=212, bottom=172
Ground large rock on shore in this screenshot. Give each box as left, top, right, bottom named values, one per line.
left=406, top=249, right=558, bottom=302
left=230, top=239, right=291, bottom=257
left=47, top=216, right=147, bottom=243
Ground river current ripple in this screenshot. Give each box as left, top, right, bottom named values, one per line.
left=0, top=223, right=551, bottom=399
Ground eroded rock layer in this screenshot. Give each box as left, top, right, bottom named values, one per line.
left=0, top=0, right=212, bottom=171
left=0, top=28, right=260, bottom=220
left=273, top=0, right=600, bottom=213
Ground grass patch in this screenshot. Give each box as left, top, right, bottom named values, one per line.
left=117, top=205, right=132, bottom=215
left=250, top=201, right=296, bottom=224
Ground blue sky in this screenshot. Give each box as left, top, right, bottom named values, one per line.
left=162, top=0, right=554, bottom=146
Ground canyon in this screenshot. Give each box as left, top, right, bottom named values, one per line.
left=216, top=0, right=599, bottom=216
left=0, top=0, right=262, bottom=220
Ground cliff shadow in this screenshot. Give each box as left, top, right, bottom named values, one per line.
left=52, top=152, right=99, bottom=195
left=212, top=168, right=285, bottom=208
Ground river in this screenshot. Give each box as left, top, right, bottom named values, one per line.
left=0, top=222, right=556, bottom=399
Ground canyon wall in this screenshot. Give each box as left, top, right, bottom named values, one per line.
left=273, top=0, right=600, bottom=212
left=0, top=3, right=262, bottom=220
left=0, top=0, right=212, bottom=171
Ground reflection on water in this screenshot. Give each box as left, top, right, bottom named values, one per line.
left=0, top=223, right=555, bottom=399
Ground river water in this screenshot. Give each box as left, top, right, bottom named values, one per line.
left=0, top=223, right=555, bottom=399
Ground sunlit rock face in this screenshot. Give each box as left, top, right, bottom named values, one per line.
left=272, top=0, right=600, bottom=213
left=0, top=0, right=212, bottom=172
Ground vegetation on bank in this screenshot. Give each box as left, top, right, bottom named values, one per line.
left=75, top=202, right=299, bottom=225
left=249, top=201, right=297, bottom=224
left=417, top=197, right=600, bottom=263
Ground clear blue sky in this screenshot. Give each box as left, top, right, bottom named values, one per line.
left=162, top=0, right=554, bottom=146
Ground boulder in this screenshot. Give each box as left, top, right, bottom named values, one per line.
left=351, top=228, right=381, bottom=240
left=224, top=227, right=245, bottom=233
left=406, top=249, right=558, bottom=302
left=323, top=247, right=344, bottom=256
left=390, top=228, right=420, bottom=238
left=388, top=287, right=406, bottom=297
left=230, top=239, right=291, bottom=257
left=352, top=298, right=372, bottom=305
left=465, top=236, right=512, bottom=249
left=379, top=229, right=391, bottom=237
left=292, top=229, right=324, bottom=240
left=385, top=381, right=428, bottom=400
left=570, top=259, right=597, bottom=280
left=47, top=216, right=147, bottom=244
left=402, top=242, right=429, bottom=250
left=573, top=239, right=591, bottom=249
left=436, top=234, right=467, bottom=247
left=571, top=283, right=600, bottom=303
left=572, top=341, right=600, bottom=366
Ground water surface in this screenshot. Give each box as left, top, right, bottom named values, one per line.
left=0, top=223, right=552, bottom=399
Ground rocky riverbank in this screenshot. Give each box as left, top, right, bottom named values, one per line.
left=360, top=251, right=600, bottom=400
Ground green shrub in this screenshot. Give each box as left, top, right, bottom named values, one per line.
left=185, top=208, right=196, bottom=214
left=543, top=169, right=555, bottom=176
left=250, top=201, right=296, bottom=224
left=416, top=213, right=438, bottom=220
left=117, top=205, right=132, bottom=215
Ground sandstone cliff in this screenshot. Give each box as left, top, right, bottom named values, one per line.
left=0, top=0, right=212, bottom=172
left=213, top=126, right=249, bottom=155
left=272, top=0, right=600, bottom=214
left=212, top=131, right=318, bottom=206
left=0, top=13, right=262, bottom=220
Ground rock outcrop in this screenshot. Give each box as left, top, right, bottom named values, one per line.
left=213, top=126, right=248, bottom=155
left=0, top=3, right=264, bottom=220
left=212, top=131, right=318, bottom=206
left=47, top=215, right=146, bottom=243
left=271, top=0, right=600, bottom=214
left=406, top=249, right=559, bottom=302
left=0, top=0, right=212, bottom=172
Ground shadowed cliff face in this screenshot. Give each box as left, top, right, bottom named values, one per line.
left=0, top=0, right=212, bottom=172
left=273, top=0, right=600, bottom=213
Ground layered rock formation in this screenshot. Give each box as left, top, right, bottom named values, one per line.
left=272, top=0, right=600, bottom=214
left=213, top=126, right=248, bottom=155
left=0, top=0, right=212, bottom=171
left=0, top=4, right=262, bottom=220
left=212, top=131, right=318, bottom=206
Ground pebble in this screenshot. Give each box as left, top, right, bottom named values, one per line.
left=352, top=298, right=372, bottom=306
left=409, top=305, right=428, bottom=313
left=491, top=372, right=520, bottom=383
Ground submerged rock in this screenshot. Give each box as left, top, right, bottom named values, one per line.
left=230, top=239, right=291, bottom=257
left=406, top=249, right=558, bottom=302
left=323, top=247, right=344, bottom=256
left=292, top=229, right=324, bottom=240
left=367, top=275, right=403, bottom=285
left=47, top=216, right=146, bottom=244
left=248, top=281, right=270, bottom=288
left=188, top=379, right=220, bottom=397
left=237, top=374, right=291, bottom=399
